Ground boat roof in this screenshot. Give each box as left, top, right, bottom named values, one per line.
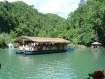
left=92, top=42, right=102, bottom=45
left=15, top=36, right=70, bottom=44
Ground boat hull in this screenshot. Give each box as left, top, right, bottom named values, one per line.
left=15, top=48, right=74, bottom=55
left=25, top=50, right=66, bottom=55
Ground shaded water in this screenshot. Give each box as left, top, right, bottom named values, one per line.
left=0, top=48, right=105, bottom=79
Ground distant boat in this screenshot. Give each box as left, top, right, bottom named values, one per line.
left=14, top=36, right=71, bottom=55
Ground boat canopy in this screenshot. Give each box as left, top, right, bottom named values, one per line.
left=92, top=42, right=102, bottom=45
left=15, top=36, right=70, bottom=44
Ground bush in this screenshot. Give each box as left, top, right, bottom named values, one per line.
left=0, top=33, right=16, bottom=48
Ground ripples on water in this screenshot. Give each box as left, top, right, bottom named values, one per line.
left=0, top=48, right=105, bottom=79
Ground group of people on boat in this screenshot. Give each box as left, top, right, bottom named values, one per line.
left=18, top=43, right=66, bottom=51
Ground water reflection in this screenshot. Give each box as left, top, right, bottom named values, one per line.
left=15, top=53, right=77, bottom=79
left=91, top=49, right=101, bottom=58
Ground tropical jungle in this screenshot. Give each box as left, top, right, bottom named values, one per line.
left=0, top=0, right=105, bottom=48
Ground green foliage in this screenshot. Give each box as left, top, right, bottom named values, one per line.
left=0, top=33, right=15, bottom=48
left=66, top=0, right=105, bottom=46
left=1, top=0, right=105, bottom=47
left=0, top=1, right=65, bottom=37
left=10, top=30, right=16, bottom=38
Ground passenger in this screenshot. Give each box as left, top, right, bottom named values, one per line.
left=34, top=45, right=36, bottom=51
left=23, top=45, right=25, bottom=50
left=25, top=45, right=29, bottom=50
left=39, top=44, right=43, bottom=51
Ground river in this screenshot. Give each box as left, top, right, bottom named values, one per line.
left=0, top=48, right=105, bottom=79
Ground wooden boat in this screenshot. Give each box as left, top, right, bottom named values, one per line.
left=15, top=36, right=71, bottom=55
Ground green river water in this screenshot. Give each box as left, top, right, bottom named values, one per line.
left=0, top=48, right=105, bottom=79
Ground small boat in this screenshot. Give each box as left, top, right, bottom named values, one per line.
left=15, top=50, right=25, bottom=54
left=66, top=48, right=74, bottom=52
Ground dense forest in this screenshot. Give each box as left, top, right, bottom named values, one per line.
left=0, top=0, right=105, bottom=48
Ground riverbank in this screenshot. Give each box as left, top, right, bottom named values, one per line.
left=68, top=44, right=105, bottom=49
left=68, top=44, right=87, bottom=48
